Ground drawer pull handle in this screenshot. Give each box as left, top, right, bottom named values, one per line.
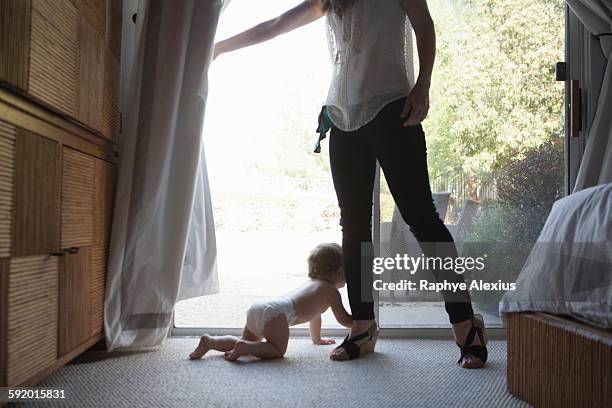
left=49, top=247, right=80, bottom=256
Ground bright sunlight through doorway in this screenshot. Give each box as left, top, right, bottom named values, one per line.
left=175, top=0, right=565, bottom=330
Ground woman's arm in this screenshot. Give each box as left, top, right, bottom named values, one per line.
left=399, top=0, right=436, bottom=126
left=309, top=314, right=336, bottom=345
left=330, top=291, right=352, bottom=328
left=214, top=0, right=326, bottom=59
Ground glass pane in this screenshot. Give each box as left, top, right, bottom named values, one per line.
left=378, top=0, right=566, bottom=328
left=175, top=0, right=348, bottom=329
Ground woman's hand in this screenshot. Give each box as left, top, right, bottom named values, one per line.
left=212, top=42, right=224, bottom=61
left=401, top=0, right=435, bottom=127
left=401, top=80, right=430, bottom=127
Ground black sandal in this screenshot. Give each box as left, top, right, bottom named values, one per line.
left=331, top=323, right=379, bottom=361
left=456, top=314, right=488, bottom=368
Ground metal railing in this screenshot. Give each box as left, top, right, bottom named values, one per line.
left=430, top=168, right=497, bottom=219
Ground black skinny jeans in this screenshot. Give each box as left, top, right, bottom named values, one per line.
left=329, top=97, right=474, bottom=323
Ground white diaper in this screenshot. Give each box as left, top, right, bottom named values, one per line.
left=245, top=298, right=296, bottom=337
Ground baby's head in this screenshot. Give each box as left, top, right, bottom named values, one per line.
left=307, top=243, right=345, bottom=288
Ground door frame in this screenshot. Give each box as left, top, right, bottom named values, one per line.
left=565, top=5, right=605, bottom=192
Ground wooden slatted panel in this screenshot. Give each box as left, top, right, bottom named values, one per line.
left=107, top=0, right=123, bottom=61
left=12, top=129, right=61, bottom=257
left=0, top=121, right=16, bottom=258
left=507, top=312, right=612, bottom=408
left=0, top=0, right=31, bottom=90
left=6, top=256, right=58, bottom=386
left=93, top=159, right=115, bottom=246
left=89, top=244, right=106, bottom=336
left=88, top=158, right=115, bottom=336
left=102, top=48, right=120, bottom=141
left=0, top=259, right=8, bottom=387
left=77, top=15, right=104, bottom=131
left=29, top=0, right=78, bottom=116
left=62, top=147, right=95, bottom=248
left=59, top=247, right=91, bottom=357
left=78, top=0, right=106, bottom=37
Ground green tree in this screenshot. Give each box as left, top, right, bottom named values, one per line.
left=425, top=0, right=565, bottom=177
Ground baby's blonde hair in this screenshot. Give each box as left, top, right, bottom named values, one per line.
left=307, top=243, right=343, bottom=283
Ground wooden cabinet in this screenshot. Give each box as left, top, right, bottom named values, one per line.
left=58, top=148, right=116, bottom=356
left=0, top=114, right=117, bottom=386
left=0, top=0, right=121, bottom=387
left=0, top=0, right=121, bottom=142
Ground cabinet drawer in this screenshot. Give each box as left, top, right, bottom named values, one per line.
left=29, top=0, right=79, bottom=117
left=12, top=128, right=61, bottom=257
left=5, top=256, right=58, bottom=386
left=61, top=147, right=95, bottom=248
left=59, top=247, right=91, bottom=357
left=0, top=0, right=31, bottom=90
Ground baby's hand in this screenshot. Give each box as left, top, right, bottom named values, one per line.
left=313, top=339, right=336, bottom=345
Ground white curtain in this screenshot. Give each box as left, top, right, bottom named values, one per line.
left=105, top=0, right=227, bottom=350
left=180, top=157, right=219, bottom=302
left=568, top=0, right=612, bottom=190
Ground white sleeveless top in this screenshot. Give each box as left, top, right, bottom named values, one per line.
left=325, top=0, right=415, bottom=131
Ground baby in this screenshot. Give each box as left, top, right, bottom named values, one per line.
left=189, top=243, right=352, bottom=361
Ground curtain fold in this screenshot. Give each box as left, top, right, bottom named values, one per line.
left=104, top=0, right=225, bottom=350
left=179, top=153, right=219, bottom=302
left=568, top=0, right=612, bottom=190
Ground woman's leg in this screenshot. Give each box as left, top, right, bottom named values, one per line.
left=328, top=125, right=379, bottom=360
left=224, top=315, right=289, bottom=361
left=366, top=100, right=474, bottom=323
left=365, top=99, right=485, bottom=367
left=329, top=126, right=377, bottom=323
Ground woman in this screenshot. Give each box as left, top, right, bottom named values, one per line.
left=214, top=0, right=488, bottom=368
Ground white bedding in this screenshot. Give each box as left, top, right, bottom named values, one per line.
left=499, top=183, right=612, bottom=328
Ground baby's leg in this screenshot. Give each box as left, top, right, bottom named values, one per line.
left=189, top=334, right=239, bottom=360
left=241, top=326, right=261, bottom=342
left=225, top=315, right=289, bottom=361
left=189, top=326, right=261, bottom=360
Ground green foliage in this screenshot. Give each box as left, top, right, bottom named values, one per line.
left=220, top=0, right=567, bottom=241
left=464, top=204, right=513, bottom=243
left=425, top=0, right=565, bottom=177
left=464, top=139, right=564, bottom=244
left=496, top=139, right=565, bottom=241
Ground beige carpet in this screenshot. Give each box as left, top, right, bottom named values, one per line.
left=24, top=338, right=528, bottom=408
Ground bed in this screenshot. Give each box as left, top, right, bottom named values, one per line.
left=499, top=183, right=612, bottom=407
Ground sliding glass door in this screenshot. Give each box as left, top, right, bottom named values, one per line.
left=175, top=0, right=570, bottom=332
left=377, top=0, right=567, bottom=328
left=174, top=0, right=348, bottom=329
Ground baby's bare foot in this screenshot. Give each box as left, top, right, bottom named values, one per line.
left=189, top=334, right=212, bottom=360
left=224, top=340, right=247, bottom=361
